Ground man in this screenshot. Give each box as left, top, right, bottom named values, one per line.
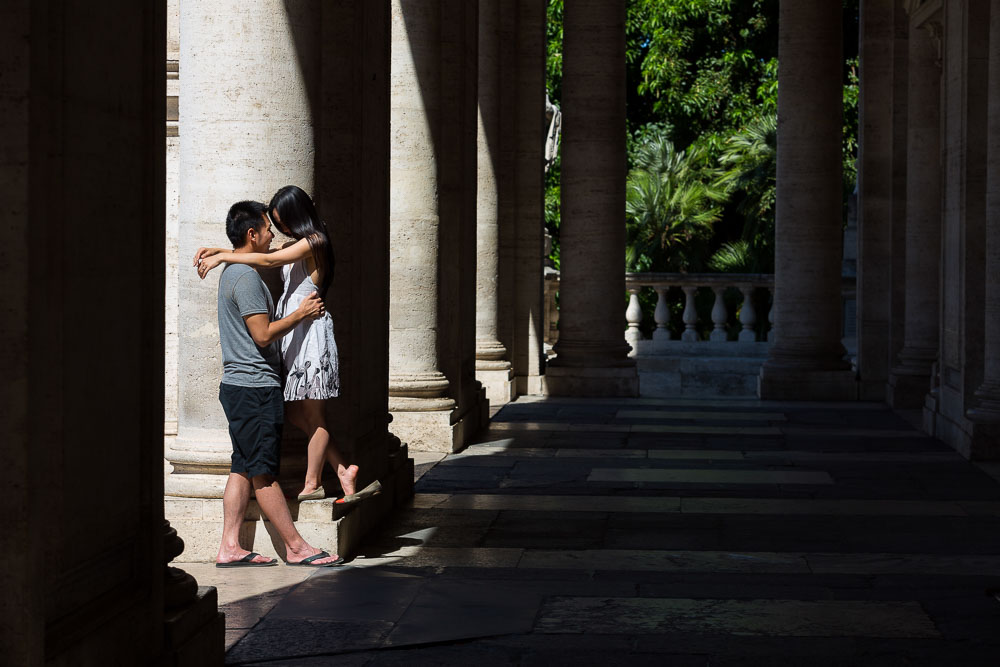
left=211, top=200, right=342, bottom=567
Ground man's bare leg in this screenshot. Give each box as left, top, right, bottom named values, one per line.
left=217, top=472, right=274, bottom=564
left=251, top=474, right=341, bottom=564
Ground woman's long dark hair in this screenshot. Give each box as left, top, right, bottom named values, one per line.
left=268, top=185, right=335, bottom=300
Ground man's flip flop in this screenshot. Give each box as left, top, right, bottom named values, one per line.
left=335, top=480, right=383, bottom=505
left=215, top=552, right=278, bottom=568
left=287, top=551, right=345, bottom=567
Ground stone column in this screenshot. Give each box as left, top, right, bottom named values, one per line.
left=856, top=0, right=908, bottom=401
left=167, top=0, right=319, bottom=498
left=389, top=0, right=484, bottom=452
left=888, top=24, right=942, bottom=408
left=475, top=0, right=514, bottom=406
left=511, top=0, right=548, bottom=396
left=165, top=0, right=180, bottom=438
left=546, top=0, right=639, bottom=397
left=968, top=0, right=1000, bottom=439
left=758, top=0, right=855, bottom=400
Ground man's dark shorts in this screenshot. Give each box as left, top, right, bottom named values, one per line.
left=218, top=383, right=283, bottom=479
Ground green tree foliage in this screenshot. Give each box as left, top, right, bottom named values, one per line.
left=626, top=137, right=726, bottom=272
left=544, top=0, right=860, bottom=276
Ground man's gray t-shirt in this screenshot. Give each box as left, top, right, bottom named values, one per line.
left=217, top=263, right=281, bottom=387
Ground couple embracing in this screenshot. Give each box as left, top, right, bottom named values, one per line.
left=196, top=186, right=379, bottom=568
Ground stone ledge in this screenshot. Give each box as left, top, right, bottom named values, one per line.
left=168, top=456, right=414, bottom=562
left=544, top=365, right=640, bottom=398
left=758, top=367, right=858, bottom=401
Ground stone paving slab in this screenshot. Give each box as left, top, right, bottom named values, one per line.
left=534, top=597, right=939, bottom=638
left=616, top=409, right=788, bottom=421
left=588, top=468, right=834, bottom=485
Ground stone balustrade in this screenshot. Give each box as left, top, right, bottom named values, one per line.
left=623, top=273, right=775, bottom=356
left=543, top=271, right=776, bottom=356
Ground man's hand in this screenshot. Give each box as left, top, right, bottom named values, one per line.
left=197, top=254, right=224, bottom=279
left=297, top=291, right=324, bottom=320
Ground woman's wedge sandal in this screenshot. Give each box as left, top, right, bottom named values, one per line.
left=334, top=480, right=383, bottom=506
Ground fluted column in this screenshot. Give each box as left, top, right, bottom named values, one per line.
left=546, top=0, right=638, bottom=396
left=168, top=0, right=319, bottom=497
left=888, top=25, right=942, bottom=408
left=475, top=0, right=513, bottom=406
left=389, top=0, right=483, bottom=452
left=969, top=0, right=1000, bottom=424
left=759, top=0, right=855, bottom=400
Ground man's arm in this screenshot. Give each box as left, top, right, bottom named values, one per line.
left=244, top=291, right=324, bottom=347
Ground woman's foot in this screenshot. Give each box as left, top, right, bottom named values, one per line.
left=338, top=464, right=359, bottom=497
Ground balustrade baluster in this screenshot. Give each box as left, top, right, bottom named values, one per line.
left=767, top=287, right=775, bottom=342
left=738, top=285, right=757, bottom=342
left=653, top=287, right=670, bottom=342
left=710, top=286, right=728, bottom=342
left=681, top=286, right=699, bottom=341
left=625, top=287, right=643, bottom=356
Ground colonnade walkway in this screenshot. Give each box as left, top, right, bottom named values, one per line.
left=184, top=397, right=1000, bottom=665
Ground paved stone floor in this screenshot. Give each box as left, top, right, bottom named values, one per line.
left=182, top=396, right=1000, bottom=665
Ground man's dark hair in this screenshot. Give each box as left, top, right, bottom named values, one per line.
left=225, top=200, right=267, bottom=248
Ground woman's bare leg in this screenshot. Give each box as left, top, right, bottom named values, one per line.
left=294, top=399, right=357, bottom=496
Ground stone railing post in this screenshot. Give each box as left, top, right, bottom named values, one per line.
left=739, top=286, right=757, bottom=342
left=681, top=286, right=699, bottom=342
left=625, top=288, right=643, bottom=356
left=710, top=286, right=728, bottom=342
left=653, top=287, right=670, bottom=342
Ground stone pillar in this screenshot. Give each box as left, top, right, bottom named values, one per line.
left=167, top=0, right=319, bottom=498
left=496, top=0, right=547, bottom=397
left=856, top=0, right=908, bottom=401
left=165, top=0, right=181, bottom=438
left=758, top=0, right=856, bottom=400
left=511, top=0, right=548, bottom=396
left=318, top=0, right=413, bottom=511
left=475, top=0, right=514, bottom=406
left=1, top=0, right=222, bottom=660
left=927, top=0, right=991, bottom=458
left=546, top=0, right=639, bottom=397
left=888, top=24, right=942, bottom=408
left=389, top=0, right=485, bottom=452
left=967, top=0, right=1000, bottom=448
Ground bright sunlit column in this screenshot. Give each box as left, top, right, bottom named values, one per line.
left=168, top=0, right=318, bottom=497
left=475, top=0, right=514, bottom=406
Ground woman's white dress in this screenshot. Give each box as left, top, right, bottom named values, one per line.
left=276, top=259, right=339, bottom=400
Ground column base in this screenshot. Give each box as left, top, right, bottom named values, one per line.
left=516, top=373, right=547, bottom=396
left=163, top=586, right=225, bottom=666
left=928, top=404, right=1000, bottom=461
left=544, top=365, right=639, bottom=398
left=167, top=446, right=414, bottom=561
left=758, top=367, right=857, bottom=401
left=476, top=366, right=514, bottom=407
left=390, top=391, right=486, bottom=453
left=886, top=369, right=932, bottom=409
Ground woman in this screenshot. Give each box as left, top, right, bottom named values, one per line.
left=195, top=186, right=366, bottom=502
